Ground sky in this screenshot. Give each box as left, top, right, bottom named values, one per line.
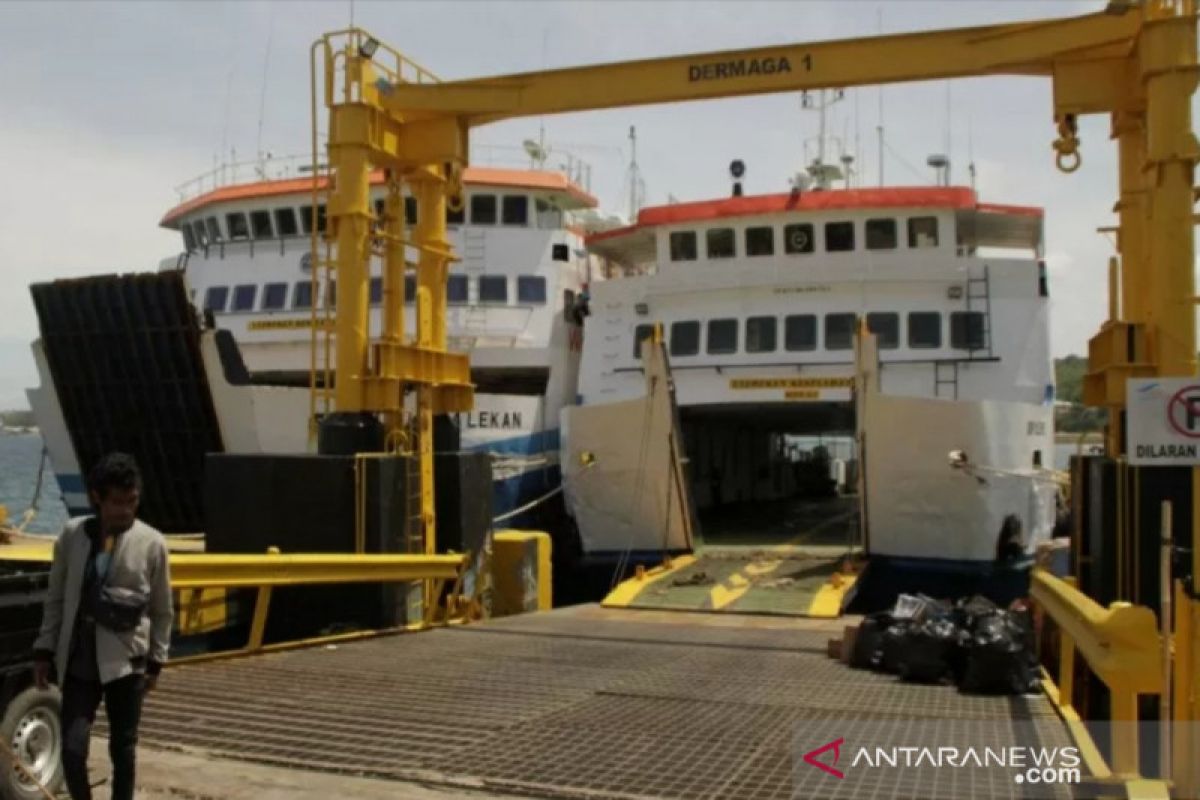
left=0, top=0, right=1196, bottom=409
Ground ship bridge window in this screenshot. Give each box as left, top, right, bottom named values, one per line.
left=908, top=312, right=941, bottom=348
left=404, top=275, right=416, bottom=303
left=446, top=203, right=465, bottom=226
left=405, top=196, right=418, bottom=226
left=181, top=224, right=196, bottom=252
left=250, top=210, right=273, bottom=239
left=447, top=274, right=468, bottom=304
left=205, top=217, right=223, bottom=242
left=783, top=223, right=814, bottom=255
left=502, top=195, right=529, bottom=226
left=326, top=281, right=336, bottom=309
left=746, top=316, right=777, bottom=353
left=825, top=221, right=855, bottom=252
left=825, top=313, right=856, bottom=350
left=226, top=213, right=250, bottom=241
left=518, top=275, right=547, bottom=304
left=203, top=286, right=229, bottom=313
left=633, top=323, right=657, bottom=359
left=471, top=194, right=497, bottom=225
left=670, top=321, right=700, bottom=357
left=745, top=226, right=774, bottom=257
left=369, top=277, right=383, bottom=306
left=274, top=208, right=298, bottom=237
left=669, top=231, right=698, bottom=261
left=535, top=198, right=562, bottom=229
left=293, top=281, right=313, bottom=309
left=299, top=205, right=326, bottom=235
left=866, top=312, right=899, bottom=349
left=950, top=311, right=987, bottom=350
left=785, top=314, right=817, bottom=351
left=232, top=284, right=257, bottom=312
left=707, top=318, right=738, bottom=354
left=706, top=228, right=736, bottom=259
left=191, top=221, right=208, bottom=248
left=262, top=282, right=288, bottom=311
left=908, top=216, right=939, bottom=248
left=865, top=218, right=897, bottom=250
left=479, top=275, right=508, bottom=304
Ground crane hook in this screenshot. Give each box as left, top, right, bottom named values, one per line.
left=1052, top=114, right=1082, bottom=174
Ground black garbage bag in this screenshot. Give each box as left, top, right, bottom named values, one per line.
left=897, top=617, right=962, bottom=684
left=954, top=595, right=999, bottom=630
left=878, top=620, right=913, bottom=674
left=958, top=609, right=1038, bottom=695
left=850, top=613, right=892, bottom=669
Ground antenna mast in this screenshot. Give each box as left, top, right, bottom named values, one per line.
left=876, top=7, right=885, bottom=187
left=627, top=126, right=644, bottom=220
left=800, top=89, right=846, bottom=190
left=255, top=8, right=275, bottom=178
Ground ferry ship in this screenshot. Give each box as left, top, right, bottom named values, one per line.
left=26, top=155, right=608, bottom=533
left=562, top=166, right=1059, bottom=579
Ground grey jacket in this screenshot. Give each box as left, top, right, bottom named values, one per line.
left=34, top=517, right=173, bottom=686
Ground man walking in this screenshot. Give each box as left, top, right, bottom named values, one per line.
left=32, top=453, right=173, bottom=800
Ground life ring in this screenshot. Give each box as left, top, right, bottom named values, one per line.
left=789, top=228, right=810, bottom=252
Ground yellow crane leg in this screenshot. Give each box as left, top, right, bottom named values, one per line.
left=330, top=143, right=372, bottom=413
left=410, top=166, right=451, bottom=610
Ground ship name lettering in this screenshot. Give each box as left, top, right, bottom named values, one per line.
left=457, top=411, right=524, bottom=430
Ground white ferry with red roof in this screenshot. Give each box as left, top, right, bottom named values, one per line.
left=28, top=156, right=605, bottom=530
left=561, top=179, right=1059, bottom=577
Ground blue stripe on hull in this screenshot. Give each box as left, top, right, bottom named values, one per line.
left=467, top=428, right=560, bottom=457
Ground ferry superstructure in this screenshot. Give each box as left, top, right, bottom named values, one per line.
left=563, top=184, right=1059, bottom=570
left=28, top=159, right=606, bottom=529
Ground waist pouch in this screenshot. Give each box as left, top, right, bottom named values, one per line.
left=94, top=585, right=148, bottom=633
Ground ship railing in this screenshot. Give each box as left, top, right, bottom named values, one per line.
left=173, top=153, right=316, bottom=204
left=170, top=550, right=469, bottom=664
left=1031, top=567, right=1170, bottom=793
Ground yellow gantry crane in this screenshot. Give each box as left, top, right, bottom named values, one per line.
left=310, top=1, right=1197, bottom=788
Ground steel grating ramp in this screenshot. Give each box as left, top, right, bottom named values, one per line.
left=127, top=605, right=1088, bottom=799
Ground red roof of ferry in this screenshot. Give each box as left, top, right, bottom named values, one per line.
left=587, top=186, right=1042, bottom=244
left=160, top=166, right=597, bottom=227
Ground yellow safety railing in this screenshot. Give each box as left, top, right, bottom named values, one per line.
left=1031, top=567, right=1164, bottom=785
left=169, top=550, right=469, bottom=663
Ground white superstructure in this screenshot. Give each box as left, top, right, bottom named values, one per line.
left=31, top=160, right=607, bottom=524
left=563, top=185, right=1057, bottom=566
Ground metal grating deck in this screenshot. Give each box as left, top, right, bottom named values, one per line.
left=130, top=605, right=1081, bottom=799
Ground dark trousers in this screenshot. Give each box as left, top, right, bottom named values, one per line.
left=61, top=674, right=144, bottom=800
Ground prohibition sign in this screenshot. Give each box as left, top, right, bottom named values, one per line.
left=1166, top=385, right=1200, bottom=438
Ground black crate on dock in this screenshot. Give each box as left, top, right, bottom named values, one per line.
left=204, top=453, right=407, bottom=640
left=435, top=451, right=492, bottom=554
left=204, top=451, right=492, bottom=642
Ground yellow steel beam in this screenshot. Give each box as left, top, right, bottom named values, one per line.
left=1139, top=7, right=1200, bottom=379
left=372, top=341, right=471, bottom=386
left=373, top=11, right=1138, bottom=124
left=168, top=552, right=466, bottom=589
left=1032, top=568, right=1162, bottom=694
